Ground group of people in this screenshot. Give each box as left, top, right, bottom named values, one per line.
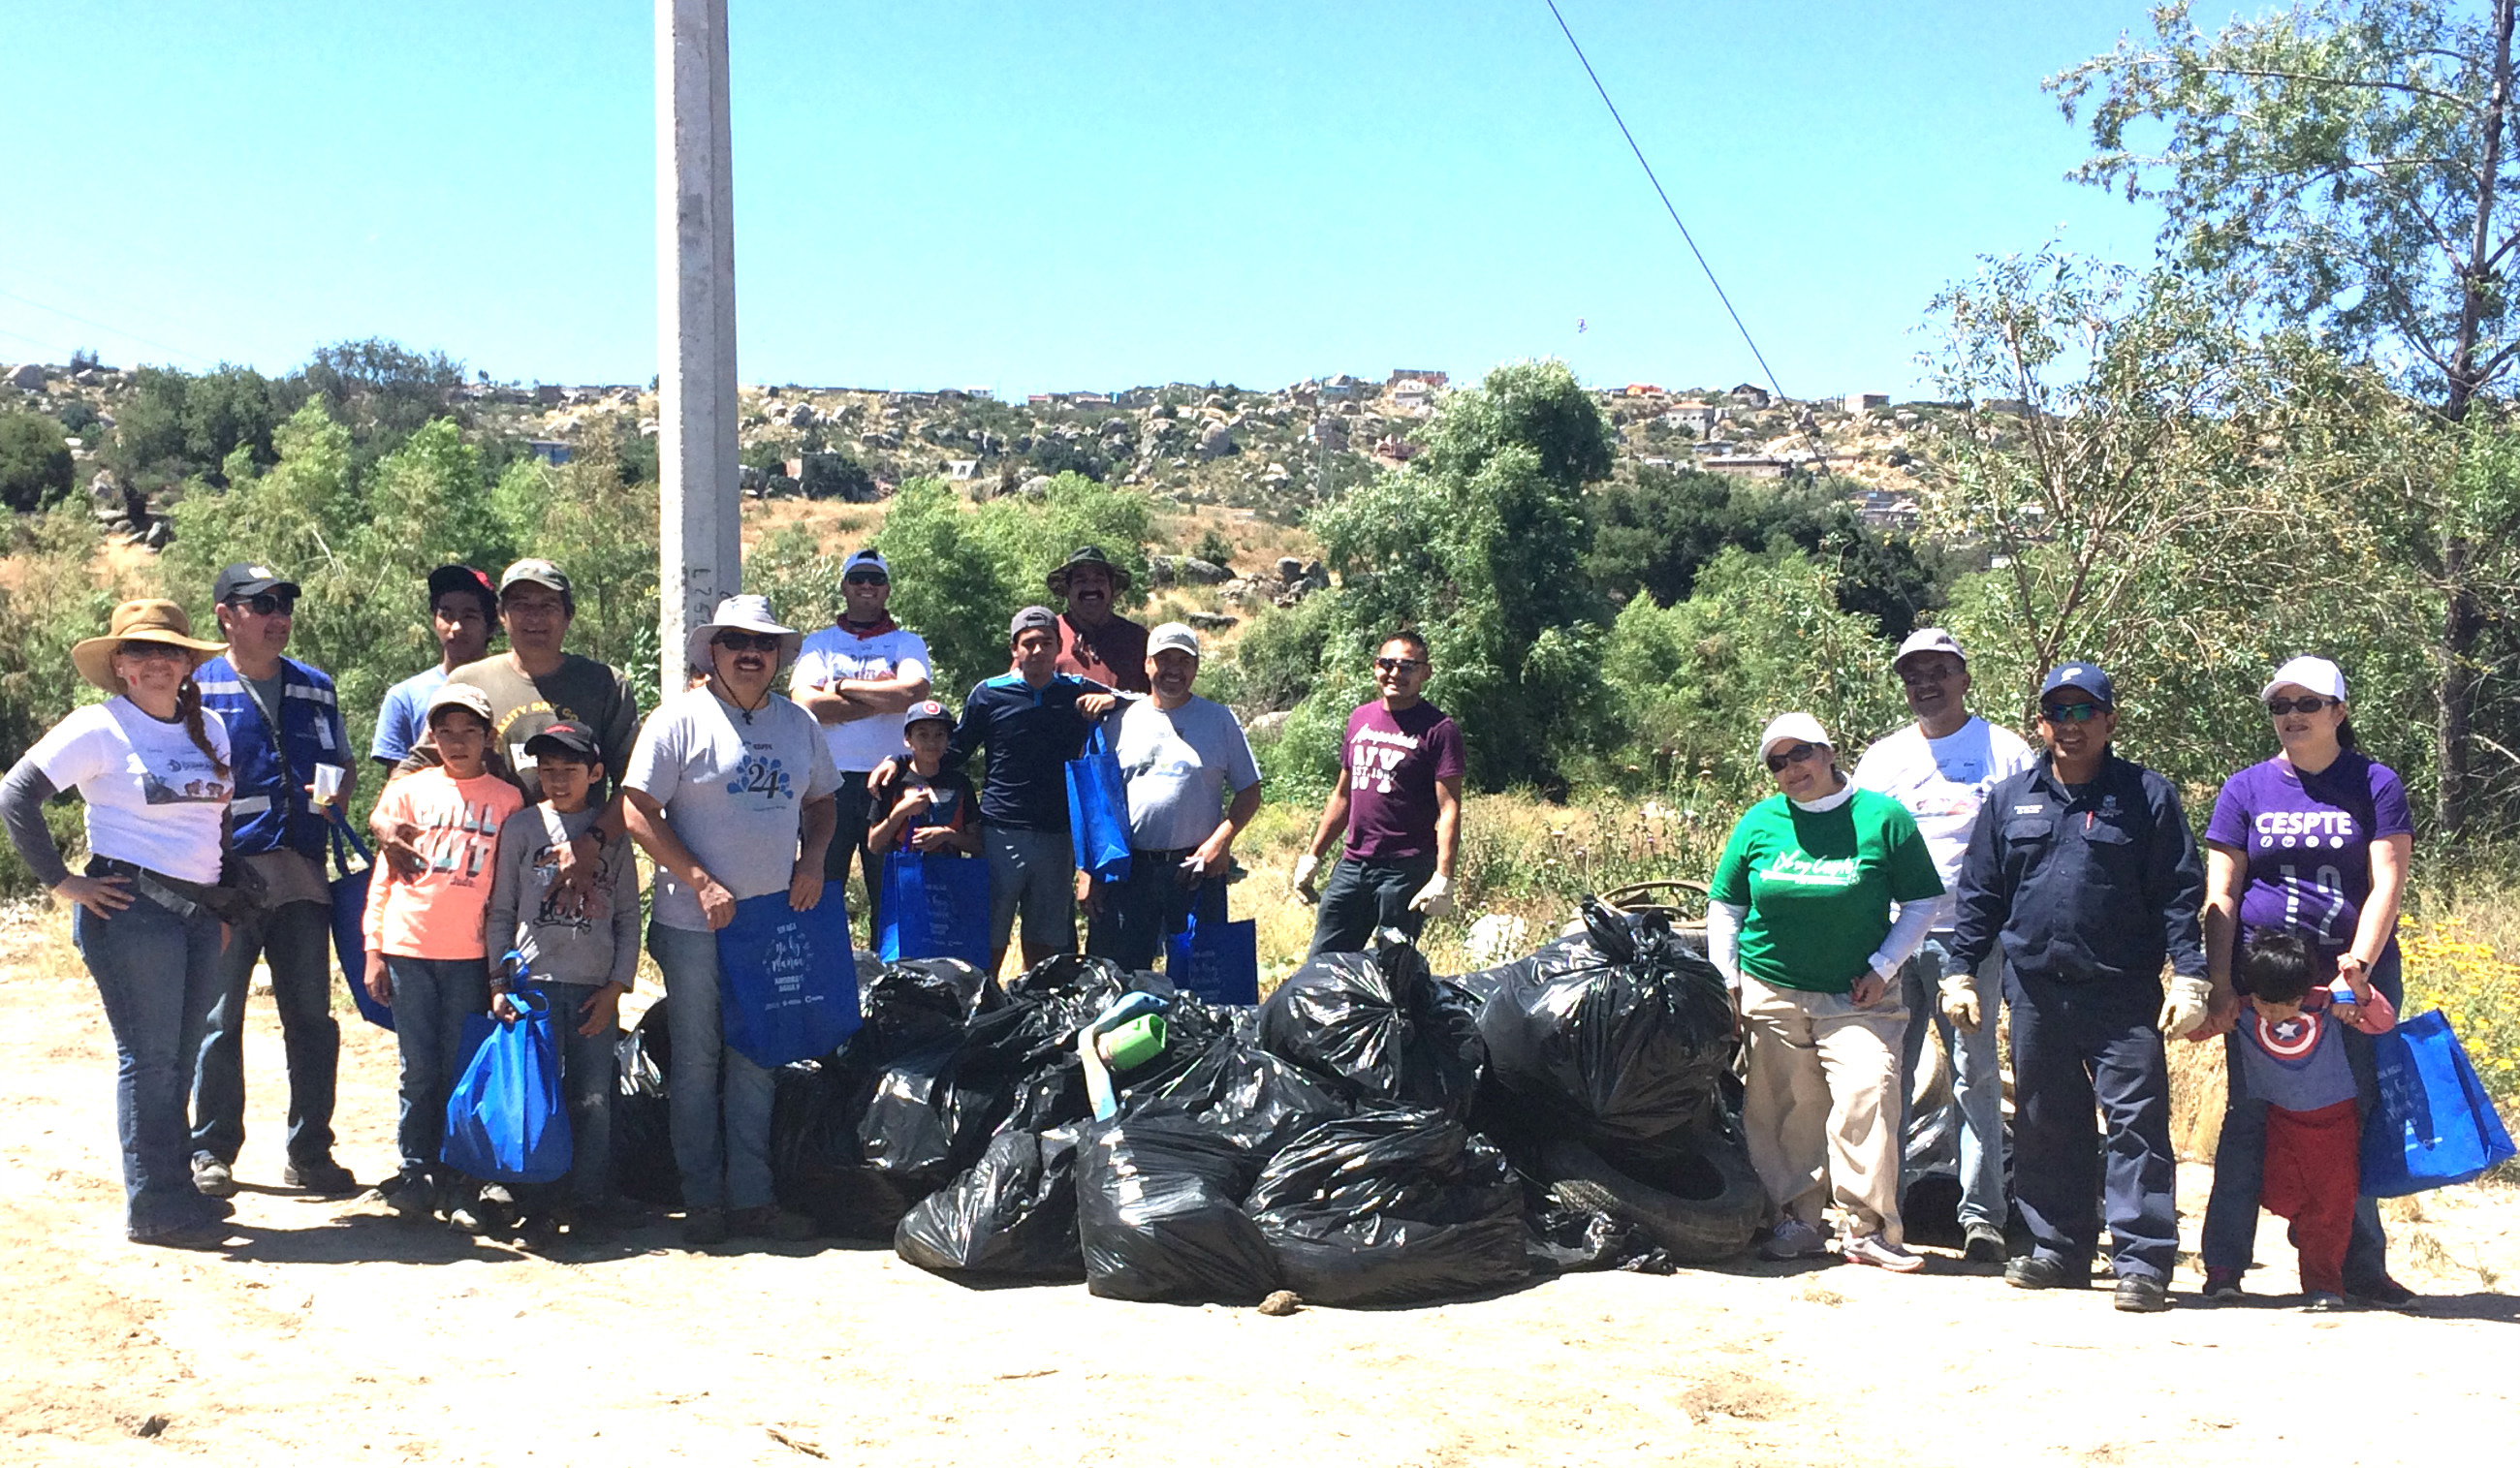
left=1706, top=632, right=2415, bottom=1311
left=3, top=548, right=2424, bottom=1313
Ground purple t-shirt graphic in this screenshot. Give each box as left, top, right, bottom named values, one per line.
left=2205, top=751, right=2412, bottom=974
left=1340, top=700, right=1466, bottom=861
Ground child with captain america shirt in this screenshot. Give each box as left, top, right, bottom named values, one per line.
left=2212, top=928, right=2397, bottom=1309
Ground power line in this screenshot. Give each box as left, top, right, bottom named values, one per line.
left=0, top=282, right=216, bottom=366
left=1541, top=0, right=1791, bottom=405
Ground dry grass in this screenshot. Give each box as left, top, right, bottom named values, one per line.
left=742, top=497, right=885, bottom=551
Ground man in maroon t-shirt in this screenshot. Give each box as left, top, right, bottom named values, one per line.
left=1293, top=630, right=1465, bottom=955
left=1046, top=546, right=1150, bottom=695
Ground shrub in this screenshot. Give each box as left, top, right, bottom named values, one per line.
left=0, top=412, right=74, bottom=512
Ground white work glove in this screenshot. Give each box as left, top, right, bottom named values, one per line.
left=1291, top=853, right=1321, bottom=904
left=2158, top=973, right=2214, bottom=1041
left=1938, top=976, right=1981, bottom=1031
left=1406, top=872, right=1457, bottom=919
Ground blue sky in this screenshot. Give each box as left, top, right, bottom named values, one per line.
left=0, top=3, right=2232, bottom=399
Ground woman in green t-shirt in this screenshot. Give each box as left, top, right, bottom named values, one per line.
left=1708, top=713, right=1945, bottom=1272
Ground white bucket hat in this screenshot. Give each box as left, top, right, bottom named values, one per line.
left=687, top=594, right=803, bottom=672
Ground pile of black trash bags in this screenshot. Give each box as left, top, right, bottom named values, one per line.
left=614, top=898, right=1767, bottom=1307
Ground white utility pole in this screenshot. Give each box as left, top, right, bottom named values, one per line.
left=656, top=0, right=742, bottom=693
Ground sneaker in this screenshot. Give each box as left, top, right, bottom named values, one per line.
left=281, top=1157, right=359, bottom=1195
left=191, top=1156, right=236, bottom=1199
left=377, top=1171, right=436, bottom=1221
left=132, top=1219, right=232, bottom=1250
left=2303, top=1291, right=2349, bottom=1312
left=2113, top=1276, right=2172, bottom=1313
left=2004, top=1255, right=2088, bottom=1291
left=681, top=1207, right=728, bottom=1248
left=2344, top=1276, right=2420, bottom=1312
left=1843, top=1234, right=1925, bottom=1273
left=1961, top=1223, right=2007, bottom=1265
left=2201, top=1268, right=2246, bottom=1303
left=728, top=1205, right=816, bottom=1242
left=1757, top=1217, right=1831, bottom=1261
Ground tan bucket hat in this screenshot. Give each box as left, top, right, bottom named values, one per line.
left=71, top=599, right=227, bottom=691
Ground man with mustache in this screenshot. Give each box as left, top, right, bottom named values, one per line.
left=1046, top=546, right=1150, bottom=696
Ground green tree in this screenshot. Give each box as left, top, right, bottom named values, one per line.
left=869, top=477, right=1023, bottom=699
left=2052, top=0, right=2520, bottom=829
left=0, top=412, right=74, bottom=512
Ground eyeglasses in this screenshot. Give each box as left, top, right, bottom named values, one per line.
left=226, top=592, right=296, bottom=617
left=713, top=632, right=783, bottom=654
left=2267, top=696, right=2338, bottom=716
left=1898, top=665, right=1961, bottom=687
left=842, top=573, right=888, bottom=586
left=1374, top=657, right=1425, bottom=673
left=1764, top=742, right=1820, bottom=772
left=118, top=642, right=189, bottom=663
left=2040, top=702, right=2105, bottom=723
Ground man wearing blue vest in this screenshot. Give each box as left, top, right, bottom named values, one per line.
left=190, top=563, right=359, bottom=1198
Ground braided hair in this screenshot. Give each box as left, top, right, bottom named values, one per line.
left=174, top=672, right=231, bottom=778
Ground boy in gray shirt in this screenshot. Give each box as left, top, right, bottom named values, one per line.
left=485, top=720, right=642, bottom=1238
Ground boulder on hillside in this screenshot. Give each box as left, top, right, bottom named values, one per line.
left=1177, top=557, right=1230, bottom=585
left=1275, top=557, right=1305, bottom=582
left=788, top=404, right=817, bottom=428
left=1019, top=475, right=1055, bottom=498
left=1185, top=611, right=1238, bottom=632
left=1198, top=422, right=1237, bottom=459
left=5, top=362, right=45, bottom=391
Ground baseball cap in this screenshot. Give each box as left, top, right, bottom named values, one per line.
left=212, top=562, right=299, bottom=604
left=842, top=548, right=890, bottom=581
left=522, top=719, right=601, bottom=761
left=1149, top=622, right=1201, bottom=658
left=426, top=564, right=496, bottom=611
left=425, top=683, right=496, bottom=725
left=2259, top=655, right=2347, bottom=704
left=1757, top=711, right=1832, bottom=758
left=902, top=698, right=954, bottom=731
left=2039, top=662, right=2116, bottom=709
left=1009, top=605, right=1058, bottom=640
left=498, top=558, right=572, bottom=597
left=1893, top=627, right=1966, bottom=669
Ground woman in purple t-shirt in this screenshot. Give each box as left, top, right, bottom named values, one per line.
left=2194, top=655, right=2416, bottom=1307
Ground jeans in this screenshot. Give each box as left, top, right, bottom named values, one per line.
left=2201, top=949, right=2402, bottom=1289
left=1085, top=849, right=1216, bottom=972
left=649, top=921, right=777, bottom=1211
left=192, top=896, right=339, bottom=1169
left=1900, top=934, right=2006, bottom=1233
left=520, top=980, right=617, bottom=1206
left=385, top=955, right=488, bottom=1179
left=822, top=774, right=881, bottom=937
left=75, top=892, right=227, bottom=1238
left=2006, top=966, right=2179, bottom=1282
left=1307, top=853, right=1437, bottom=957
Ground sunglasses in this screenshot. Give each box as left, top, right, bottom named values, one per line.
left=2040, top=701, right=2106, bottom=723
left=713, top=632, right=784, bottom=654
left=842, top=573, right=888, bottom=586
left=2267, top=696, right=2338, bottom=716
left=1764, top=741, right=1820, bottom=772
left=1898, top=665, right=1961, bottom=687
left=1374, top=657, right=1425, bottom=673
left=226, top=592, right=297, bottom=617
left=118, top=641, right=190, bottom=663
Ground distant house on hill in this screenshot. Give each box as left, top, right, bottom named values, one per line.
left=1321, top=375, right=1368, bottom=402
left=1624, top=383, right=1666, bottom=398
left=525, top=439, right=573, bottom=466
left=1027, top=393, right=1054, bottom=406
left=1392, top=378, right=1434, bottom=413
left=1975, top=397, right=2032, bottom=416
left=1663, top=401, right=1720, bottom=437
left=1388, top=368, right=1448, bottom=388
left=1843, top=392, right=1890, bottom=413
left=1727, top=383, right=1772, bottom=407
left=1702, top=453, right=1790, bottom=478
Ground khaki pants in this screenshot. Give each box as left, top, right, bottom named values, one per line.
left=1738, top=975, right=1907, bottom=1244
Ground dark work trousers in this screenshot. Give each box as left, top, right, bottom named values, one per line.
left=822, top=773, right=881, bottom=938
left=1307, top=852, right=1438, bottom=957
left=2201, top=950, right=2401, bottom=1290
left=2005, top=965, right=2179, bottom=1282
left=192, top=896, right=340, bottom=1170
left=1085, top=849, right=1215, bottom=972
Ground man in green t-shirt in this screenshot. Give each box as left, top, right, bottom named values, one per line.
left=1708, top=712, right=1944, bottom=1272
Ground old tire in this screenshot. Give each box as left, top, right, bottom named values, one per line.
left=1537, top=1132, right=1764, bottom=1265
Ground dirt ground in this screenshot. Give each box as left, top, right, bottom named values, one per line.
left=4, top=903, right=2515, bottom=1468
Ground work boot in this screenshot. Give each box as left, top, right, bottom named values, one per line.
left=282, top=1157, right=360, bottom=1195
left=2113, top=1276, right=2171, bottom=1313
left=1961, top=1223, right=2006, bottom=1265
left=191, top=1156, right=236, bottom=1198
left=2004, top=1255, right=2087, bottom=1291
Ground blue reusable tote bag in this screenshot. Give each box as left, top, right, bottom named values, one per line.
left=441, top=979, right=572, bottom=1185
left=715, top=884, right=862, bottom=1069
left=878, top=850, right=992, bottom=967
left=1065, top=722, right=1133, bottom=886
left=2360, top=1008, right=2517, bottom=1198
left=1166, top=897, right=1260, bottom=1007
left=329, top=818, right=393, bottom=1031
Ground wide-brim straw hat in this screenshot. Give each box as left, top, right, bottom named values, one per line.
left=685, top=593, right=803, bottom=672
left=72, top=599, right=227, bottom=691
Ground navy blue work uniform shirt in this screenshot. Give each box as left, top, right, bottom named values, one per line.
left=948, top=671, right=1110, bottom=832
left=1944, top=750, right=2207, bottom=986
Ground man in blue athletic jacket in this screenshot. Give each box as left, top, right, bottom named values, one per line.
left=190, top=562, right=360, bottom=1198
left=1943, top=661, right=2210, bottom=1314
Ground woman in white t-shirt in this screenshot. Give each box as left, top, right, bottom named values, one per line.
left=2, top=600, right=236, bottom=1246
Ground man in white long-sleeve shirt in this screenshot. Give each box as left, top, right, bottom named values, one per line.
left=1851, top=628, right=2034, bottom=1264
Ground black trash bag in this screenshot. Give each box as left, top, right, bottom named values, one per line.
left=895, top=1124, right=1086, bottom=1281
left=1130, top=1024, right=1351, bottom=1155
left=613, top=1001, right=681, bottom=1206
left=863, top=957, right=997, bottom=1051
left=1519, top=1174, right=1678, bottom=1276
left=1245, top=1108, right=1529, bottom=1306
left=1255, top=938, right=1485, bottom=1119
left=772, top=1054, right=955, bottom=1237
left=1469, top=898, right=1736, bottom=1149
left=1077, top=1112, right=1281, bottom=1302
